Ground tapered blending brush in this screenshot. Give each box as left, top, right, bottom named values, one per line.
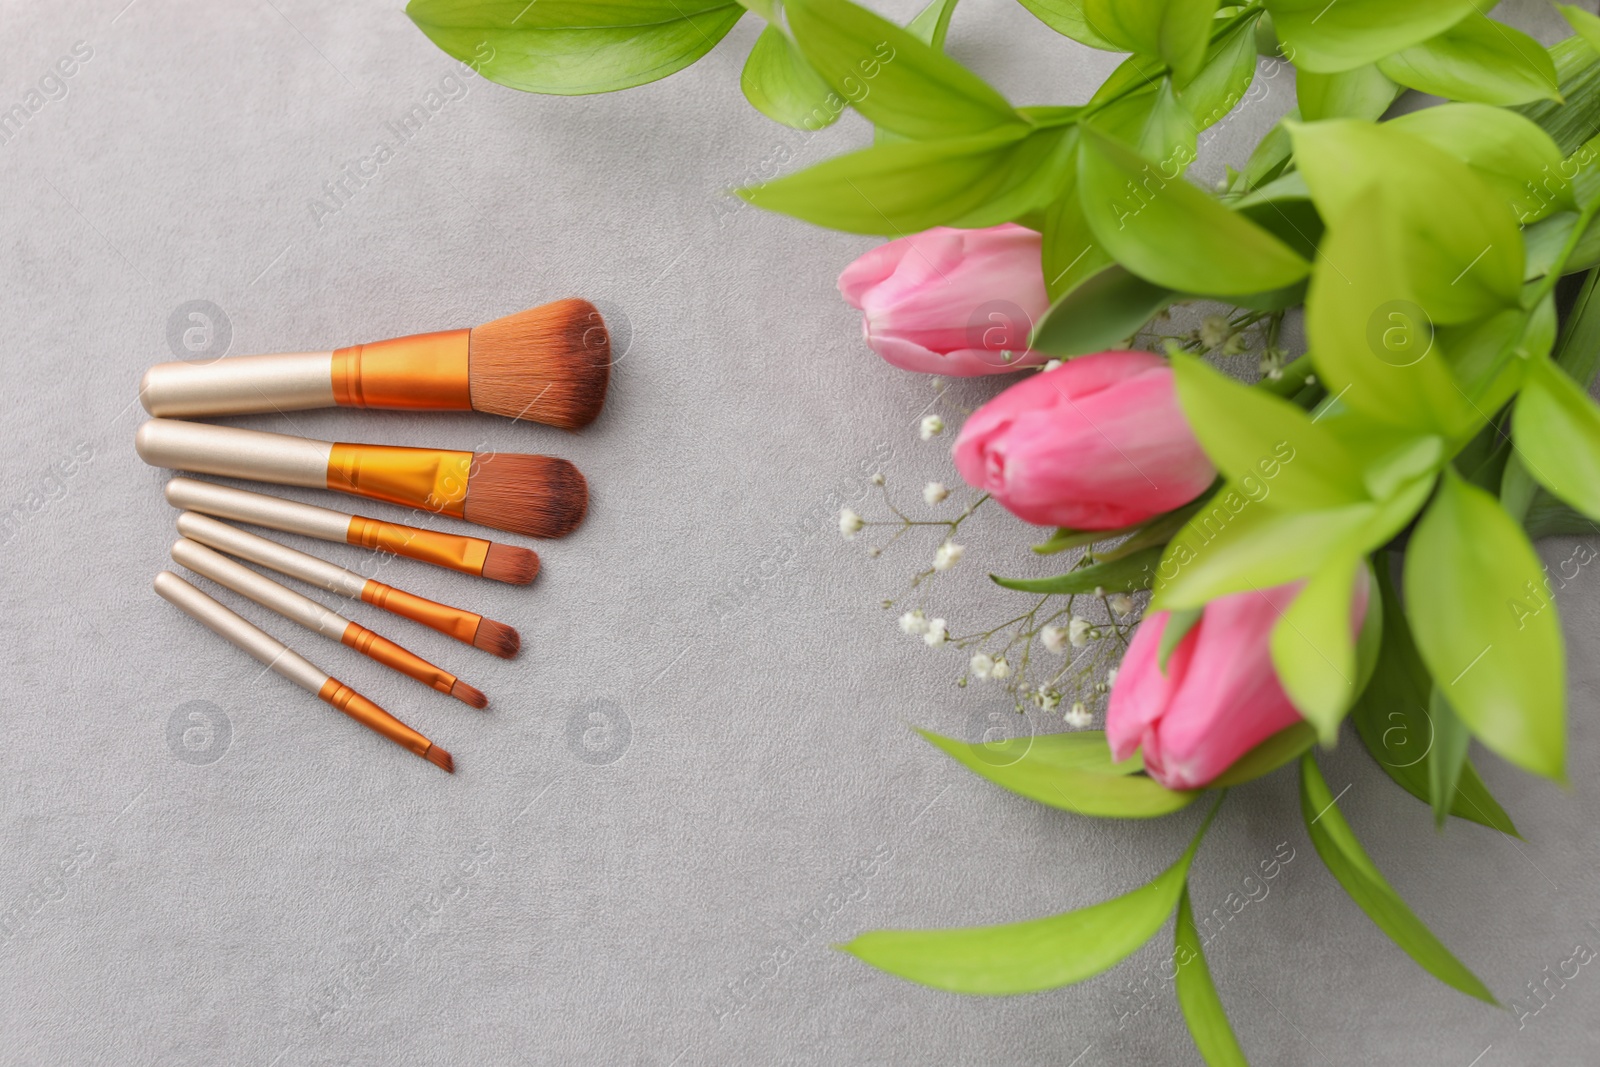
left=139, top=299, right=610, bottom=430
left=176, top=511, right=520, bottom=658
left=171, top=538, right=488, bottom=708
left=164, top=476, right=538, bottom=584
left=135, top=419, right=588, bottom=538
left=152, top=571, right=454, bottom=772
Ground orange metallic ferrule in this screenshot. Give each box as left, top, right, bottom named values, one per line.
left=325, top=442, right=473, bottom=517
left=331, top=329, right=473, bottom=411
left=317, top=678, right=432, bottom=757
left=360, top=579, right=484, bottom=645
left=345, top=515, right=490, bottom=576
left=341, top=622, right=457, bottom=696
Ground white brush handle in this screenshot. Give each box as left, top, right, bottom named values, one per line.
left=166, top=477, right=351, bottom=542
left=141, top=352, right=336, bottom=417
left=172, top=539, right=352, bottom=640
left=176, top=512, right=368, bottom=599
left=136, top=419, right=332, bottom=487
left=153, top=570, right=330, bottom=695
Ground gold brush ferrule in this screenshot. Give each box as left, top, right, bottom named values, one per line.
left=324, top=443, right=474, bottom=517
left=340, top=622, right=457, bottom=696
left=317, top=678, right=432, bottom=758
left=345, top=516, right=490, bottom=576
left=360, top=580, right=484, bottom=644
left=331, top=329, right=473, bottom=411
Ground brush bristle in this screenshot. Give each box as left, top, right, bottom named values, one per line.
left=468, top=298, right=611, bottom=430
left=481, top=542, right=540, bottom=585
left=424, top=744, right=455, bottom=773
left=464, top=453, right=588, bottom=539
left=472, top=618, right=521, bottom=659
left=450, top=680, right=489, bottom=709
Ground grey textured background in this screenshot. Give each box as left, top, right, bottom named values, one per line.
left=2, top=0, right=1598, bottom=1063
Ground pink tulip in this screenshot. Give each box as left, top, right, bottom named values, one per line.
left=838, top=224, right=1051, bottom=376
left=951, top=352, right=1215, bottom=529
left=1106, top=576, right=1370, bottom=790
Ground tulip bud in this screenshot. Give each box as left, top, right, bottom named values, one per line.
left=951, top=352, right=1216, bottom=530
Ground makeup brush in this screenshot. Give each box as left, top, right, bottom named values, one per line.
left=171, top=538, right=488, bottom=708
left=176, top=511, right=520, bottom=658
left=165, top=476, right=538, bottom=584
left=135, top=419, right=587, bottom=539
left=153, top=570, right=453, bottom=772
left=139, top=298, right=610, bottom=430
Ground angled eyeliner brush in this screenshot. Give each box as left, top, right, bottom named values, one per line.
left=175, top=511, right=520, bottom=658
left=164, top=477, right=538, bottom=584
left=139, top=298, right=610, bottom=430
left=135, top=418, right=587, bottom=539
left=171, top=538, right=488, bottom=708
left=152, top=571, right=454, bottom=772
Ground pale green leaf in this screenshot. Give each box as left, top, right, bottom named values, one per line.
left=1513, top=355, right=1600, bottom=521
left=1386, top=104, right=1571, bottom=223
left=1015, top=0, right=1121, bottom=50
left=990, top=544, right=1164, bottom=594
left=1561, top=4, right=1600, bottom=56
left=1179, top=17, right=1261, bottom=129
left=1082, top=0, right=1219, bottom=84
left=1041, top=188, right=1110, bottom=302
left=1427, top=687, right=1471, bottom=828
left=907, top=0, right=960, bottom=48
left=1264, top=0, right=1480, bottom=73
left=1377, top=15, right=1560, bottom=106
left=1270, top=552, right=1363, bottom=742
left=1296, top=64, right=1397, bottom=121
left=1175, top=887, right=1249, bottom=1066
left=1031, top=265, right=1173, bottom=356
left=742, top=26, right=836, bottom=130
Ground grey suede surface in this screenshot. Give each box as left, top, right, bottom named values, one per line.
left=2, top=0, right=1598, bottom=1063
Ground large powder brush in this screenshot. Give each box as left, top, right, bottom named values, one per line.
left=139, top=299, right=610, bottom=431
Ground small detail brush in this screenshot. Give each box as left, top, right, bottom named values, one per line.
left=171, top=538, right=488, bottom=708
left=153, top=570, right=454, bottom=772
left=136, top=419, right=588, bottom=538
left=139, top=298, right=610, bottom=430
left=165, top=476, right=538, bottom=584
left=176, top=511, right=520, bottom=658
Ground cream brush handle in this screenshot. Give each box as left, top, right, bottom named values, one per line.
left=171, top=538, right=352, bottom=640
left=166, top=477, right=352, bottom=543
left=136, top=419, right=331, bottom=487
left=141, top=352, right=336, bottom=417
left=175, top=511, right=367, bottom=599
left=153, top=570, right=329, bottom=694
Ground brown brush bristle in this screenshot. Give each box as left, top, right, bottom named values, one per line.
left=424, top=744, right=454, bottom=773
left=450, top=680, right=489, bottom=709
left=464, top=453, right=588, bottom=539
left=468, top=298, right=611, bottom=430
left=481, top=542, right=540, bottom=585
left=472, top=618, right=521, bottom=659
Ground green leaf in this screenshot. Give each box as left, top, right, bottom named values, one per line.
left=907, top=0, right=960, bottom=48
left=916, top=729, right=1197, bottom=818
left=786, top=0, right=1021, bottom=140
left=1513, top=355, right=1600, bottom=521
left=1296, top=64, right=1397, bottom=121
left=741, top=26, right=836, bottom=130
left=1561, top=4, right=1600, bottom=56
left=1077, top=128, right=1310, bottom=296
left=1427, top=687, right=1471, bottom=829
left=1404, top=469, right=1566, bottom=781
left=1209, top=721, right=1317, bottom=787
left=1350, top=561, right=1520, bottom=837
left=1179, top=17, right=1261, bottom=130
left=1041, top=189, right=1110, bottom=302
left=1263, top=0, right=1480, bottom=73
left=1031, top=265, right=1173, bottom=356
left=1269, top=553, right=1364, bottom=742
left=405, top=0, right=745, bottom=95
left=1031, top=525, right=1115, bottom=556
left=1300, top=753, right=1497, bottom=1002
left=1081, top=0, right=1219, bottom=84
left=1377, top=15, right=1560, bottom=106
left=1386, top=104, right=1571, bottom=224
left=1236, top=114, right=1295, bottom=192
left=1512, top=35, right=1600, bottom=156
left=1170, top=351, right=1369, bottom=509
left=1014, top=0, right=1120, bottom=50
left=1174, top=887, right=1249, bottom=1066
left=991, top=544, right=1164, bottom=594
left=842, top=800, right=1220, bottom=993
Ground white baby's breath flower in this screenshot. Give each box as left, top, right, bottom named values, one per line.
left=1200, top=314, right=1230, bottom=350
left=839, top=508, right=863, bottom=539
left=923, top=481, right=950, bottom=506
left=932, top=541, right=965, bottom=571
left=871, top=472, right=885, bottom=486
left=920, top=414, right=945, bottom=440
left=990, top=657, right=1011, bottom=680
left=1109, top=593, right=1135, bottom=617
left=1041, top=625, right=1068, bottom=654
left=1043, top=359, right=1062, bottom=372
left=899, top=609, right=929, bottom=636
left=924, top=618, right=948, bottom=647
left=1106, top=666, right=1120, bottom=687
left=1068, top=616, right=1093, bottom=648
left=1036, top=686, right=1062, bottom=711
left=969, top=653, right=994, bottom=680
left=1064, top=702, right=1093, bottom=729
left=867, top=546, right=882, bottom=558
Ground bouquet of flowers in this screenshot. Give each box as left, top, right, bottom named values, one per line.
left=407, top=0, right=1600, bottom=1057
